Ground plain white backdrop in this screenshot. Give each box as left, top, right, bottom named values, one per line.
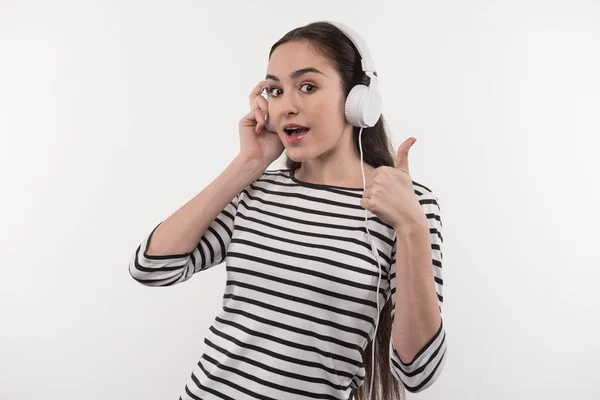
left=1, top=0, right=599, bottom=399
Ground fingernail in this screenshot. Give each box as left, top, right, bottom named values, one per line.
left=264, top=113, right=268, bottom=121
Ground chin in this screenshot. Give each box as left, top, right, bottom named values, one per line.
left=285, top=153, right=303, bottom=162
left=285, top=148, right=310, bottom=163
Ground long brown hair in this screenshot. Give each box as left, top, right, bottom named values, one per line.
left=268, top=22, right=404, bottom=400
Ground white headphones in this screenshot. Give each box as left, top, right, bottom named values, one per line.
left=325, top=21, right=382, bottom=128
left=325, top=21, right=385, bottom=399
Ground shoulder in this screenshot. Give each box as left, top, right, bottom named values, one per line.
left=252, top=167, right=294, bottom=185
left=239, top=168, right=294, bottom=194
left=411, top=178, right=441, bottom=212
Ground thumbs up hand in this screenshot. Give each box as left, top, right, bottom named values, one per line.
left=360, top=137, right=429, bottom=232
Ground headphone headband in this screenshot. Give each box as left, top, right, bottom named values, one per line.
left=324, top=21, right=378, bottom=86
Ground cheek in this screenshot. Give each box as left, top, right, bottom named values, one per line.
left=310, top=96, right=345, bottom=125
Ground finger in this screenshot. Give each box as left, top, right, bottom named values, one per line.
left=254, top=102, right=268, bottom=125
left=254, top=95, right=269, bottom=116
left=249, top=80, right=268, bottom=108
left=362, top=187, right=371, bottom=201
left=249, top=80, right=266, bottom=107
left=395, top=137, right=416, bottom=172
left=240, top=108, right=262, bottom=129
left=360, top=196, right=372, bottom=211
left=254, top=109, right=265, bottom=133
left=240, top=109, right=255, bottom=127
left=364, top=168, right=378, bottom=190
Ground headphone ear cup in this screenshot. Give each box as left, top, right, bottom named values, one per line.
left=345, top=84, right=382, bottom=128
left=363, top=88, right=382, bottom=127
left=345, top=84, right=368, bottom=127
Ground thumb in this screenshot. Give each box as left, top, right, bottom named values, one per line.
left=395, top=137, right=417, bottom=172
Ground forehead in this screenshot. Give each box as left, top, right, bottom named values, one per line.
left=267, top=41, right=334, bottom=77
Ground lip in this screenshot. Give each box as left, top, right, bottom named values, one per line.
left=283, top=123, right=309, bottom=130
left=286, top=130, right=309, bottom=144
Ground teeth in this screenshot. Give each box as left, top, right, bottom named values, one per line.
left=285, top=127, right=308, bottom=134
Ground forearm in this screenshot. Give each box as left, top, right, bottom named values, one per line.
left=146, top=155, right=264, bottom=256
left=391, top=222, right=442, bottom=364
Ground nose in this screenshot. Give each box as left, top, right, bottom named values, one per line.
left=278, top=90, right=299, bottom=118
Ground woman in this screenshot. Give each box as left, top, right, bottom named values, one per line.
left=129, top=21, right=446, bottom=400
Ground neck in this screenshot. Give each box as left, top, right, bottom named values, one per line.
left=296, top=162, right=373, bottom=188
left=295, top=127, right=374, bottom=188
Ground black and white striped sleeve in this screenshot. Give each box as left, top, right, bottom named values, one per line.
left=128, top=194, right=240, bottom=287
left=388, top=189, right=447, bottom=392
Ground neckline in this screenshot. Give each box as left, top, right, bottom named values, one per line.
left=290, top=168, right=365, bottom=191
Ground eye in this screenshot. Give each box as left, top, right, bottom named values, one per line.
left=267, top=83, right=316, bottom=98
left=300, top=83, right=317, bottom=93
left=267, top=86, right=282, bottom=97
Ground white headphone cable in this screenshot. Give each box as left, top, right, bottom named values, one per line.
left=359, top=126, right=383, bottom=400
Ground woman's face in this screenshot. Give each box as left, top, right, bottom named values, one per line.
left=265, top=41, right=350, bottom=162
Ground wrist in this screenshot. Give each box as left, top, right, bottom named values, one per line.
left=235, top=154, right=267, bottom=174
left=394, top=218, right=429, bottom=236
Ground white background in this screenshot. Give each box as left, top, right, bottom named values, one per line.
left=1, top=0, right=599, bottom=399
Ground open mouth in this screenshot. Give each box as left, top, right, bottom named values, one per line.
left=284, top=127, right=310, bottom=136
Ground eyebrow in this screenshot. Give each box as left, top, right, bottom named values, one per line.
left=265, top=67, right=326, bottom=82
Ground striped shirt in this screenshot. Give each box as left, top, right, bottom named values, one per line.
left=129, top=168, right=447, bottom=399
